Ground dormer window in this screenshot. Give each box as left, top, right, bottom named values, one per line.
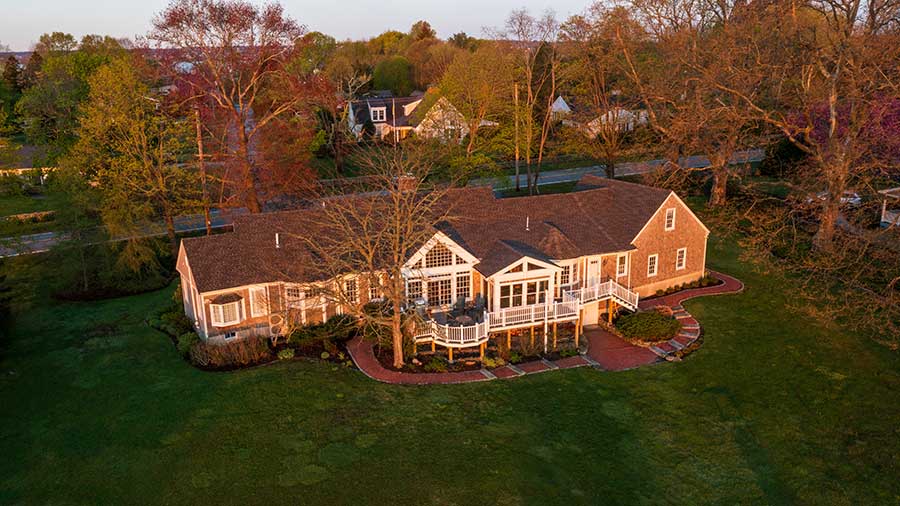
left=371, top=107, right=386, bottom=122
left=664, top=208, right=676, bottom=231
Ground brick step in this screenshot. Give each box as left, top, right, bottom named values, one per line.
left=650, top=346, right=670, bottom=357
left=668, top=339, right=685, bottom=350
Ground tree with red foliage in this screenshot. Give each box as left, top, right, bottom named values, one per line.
left=150, top=0, right=316, bottom=213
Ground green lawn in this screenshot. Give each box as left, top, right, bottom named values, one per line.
left=0, top=190, right=67, bottom=237
left=2, top=238, right=899, bottom=505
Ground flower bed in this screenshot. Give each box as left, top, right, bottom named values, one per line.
left=649, top=273, right=722, bottom=299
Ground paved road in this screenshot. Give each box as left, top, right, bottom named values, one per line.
left=1, top=149, right=764, bottom=258
left=0, top=208, right=245, bottom=258
left=488, top=148, right=765, bottom=190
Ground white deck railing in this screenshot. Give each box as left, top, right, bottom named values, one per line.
left=413, top=317, right=490, bottom=348
left=883, top=209, right=900, bottom=227
left=562, top=279, right=639, bottom=310
left=412, top=279, right=639, bottom=348
left=487, top=300, right=579, bottom=330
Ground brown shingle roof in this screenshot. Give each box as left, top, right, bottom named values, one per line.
left=182, top=176, right=673, bottom=293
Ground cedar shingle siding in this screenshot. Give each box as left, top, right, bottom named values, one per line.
left=177, top=175, right=709, bottom=338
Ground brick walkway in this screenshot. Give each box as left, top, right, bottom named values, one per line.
left=346, top=270, right=743, bottom=384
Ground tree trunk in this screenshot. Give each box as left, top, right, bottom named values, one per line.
left=514, top=84, right=521, bottom=192
left=164, top=208, right=178, bottom=259
left=391, top=301, right=404, bottom=368
left=709, top=169, right=728, bottom=207
left=195, top=109, right=211, bottom=235
left=604, top=157, right=615, bottom=179
left=235, top=116, right=262, bottom=213
left=814, top=199, right=840, bottom=251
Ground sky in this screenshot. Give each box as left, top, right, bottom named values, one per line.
left=1, top=0, right=592, bottom=51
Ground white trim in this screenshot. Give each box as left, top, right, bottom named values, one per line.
left=616, top=253, right=628, bottom=278
left=664, top=207, right=676, bottom=231
left=210, top=299, right=244, bottom=327
left=249, top=286, right=268, bottom=317
left=371, top=106, right=386, bottom=122
left=675, top=247, right=687, bottom=271
left=647, top=254, right=659, bottom=277
left=404, top=231, right=479, bottom=273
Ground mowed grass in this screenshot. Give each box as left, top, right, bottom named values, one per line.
left=2, top=238, right=900, bottom=505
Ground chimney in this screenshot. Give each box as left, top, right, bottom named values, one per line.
left=396, top=173, right=418, bottom=193
left=275, top=233, right=281, bottom=249
left=525, top=216, right=530, bottom=232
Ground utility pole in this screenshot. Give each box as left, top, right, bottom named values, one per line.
left=194, top=107, right=211, bottom=235
left=514, top=84, right=520, bottom=193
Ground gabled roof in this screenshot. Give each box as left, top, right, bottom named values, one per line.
left=181, top=176, right=679, bottom=292
left=350, top=96, right=422, bottom=127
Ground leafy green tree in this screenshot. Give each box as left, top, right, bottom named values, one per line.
left=16, top=35, right=125, bottom=165
left=65, top=57, right=196, bottom=262
left=20, top=52, right=42, bottom=89
left=369, top=30, right=408, bottom=55
left=373, top=56, right=413, bottom=96
left=2, top=56, right=22, bottom=94
left=34, top=32, right=77, bottom=55
left=448, top=32, right=479, bottom=50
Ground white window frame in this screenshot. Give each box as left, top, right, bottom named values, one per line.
left=371, top=107, right=386, bottom=122
left=647, top=254, right=659, bottom=277
left=616, top=254, right=628, bottom=278
left=368, top=283, right=380, bottom=302
left=249, top=287, right=268, bottom=317
left=664, top=208, right=676, bottom=231
left=344, top=279, right=358, bottom=304
left=456, top=273, right=470, bottom=301
left=211, top=300, right=244, bottom=327
left=675, top=247, right=687, bottom=271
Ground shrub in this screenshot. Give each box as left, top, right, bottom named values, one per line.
left=509, top=351, right=523, bottom=364
left=189, top=335, right=271, bottom=369
left=655, top=289, right=665, bottom=297
left=482, top=356, right=506, bottom=368
left=160, top=310, right=193, bottom=336
left=616, top=311, right=682, bottom=342
left=559, top=348, right=579, bottom=358
left=277, top=348, right=295, bottom=360
left=423, top=357, right=447, bottom=373
left=177, top=332, right=200, bottom=356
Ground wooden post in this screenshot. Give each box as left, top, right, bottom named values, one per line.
left=574, top=318, right=581, bottom=348
left=448, top=346, right=453, bottom=363
left=507, top=330, right=511, bottom=349
left=553, top=322, right=558, bottom=350
left=480, top=343, right=485, bottom=360
left=530, top=326, right=535, bottom=347
left=608, top=300, right=616, bottom=324
left=431, top=341, right=435, bottom=353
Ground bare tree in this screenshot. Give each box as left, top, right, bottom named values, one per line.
left=495, top=8, right=560, bottom=194
left=295, top=146, right=460, bottom=368
left=151, top=0, right=307, bottom=213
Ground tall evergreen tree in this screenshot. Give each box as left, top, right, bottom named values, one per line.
left=2, top=56, right=22, bottom=94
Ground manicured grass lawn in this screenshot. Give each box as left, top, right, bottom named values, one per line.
left=2, top=238, right=899, bottom=505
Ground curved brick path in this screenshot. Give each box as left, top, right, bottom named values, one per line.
left=346, top=270, right=743, bottom=384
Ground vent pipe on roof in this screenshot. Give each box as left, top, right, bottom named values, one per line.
left=275, top=233, right=281, bottom=249
left=526, top=216, right=530, bottom=232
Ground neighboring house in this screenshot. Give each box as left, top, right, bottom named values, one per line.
left=177, top=176, right=709, bottom=352
left=347, top=93, right=489, bottom=143
left=553, top=95, right=649, bottom=136
left=880, top=187, right=900, bottom=227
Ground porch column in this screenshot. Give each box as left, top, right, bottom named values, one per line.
left=448, top=346, right=453, bottom=363
left=553, top=322, right=558, bottom=350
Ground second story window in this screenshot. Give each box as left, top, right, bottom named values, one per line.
left=616, top=254, right=628, bottom=277
left=647, top=254, right=658, bottom=277
left=344, top=279, right=358, bottom=304
left=665, top=208, right=676, bottom=231
left=371, top=107, right=386, bottom=122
